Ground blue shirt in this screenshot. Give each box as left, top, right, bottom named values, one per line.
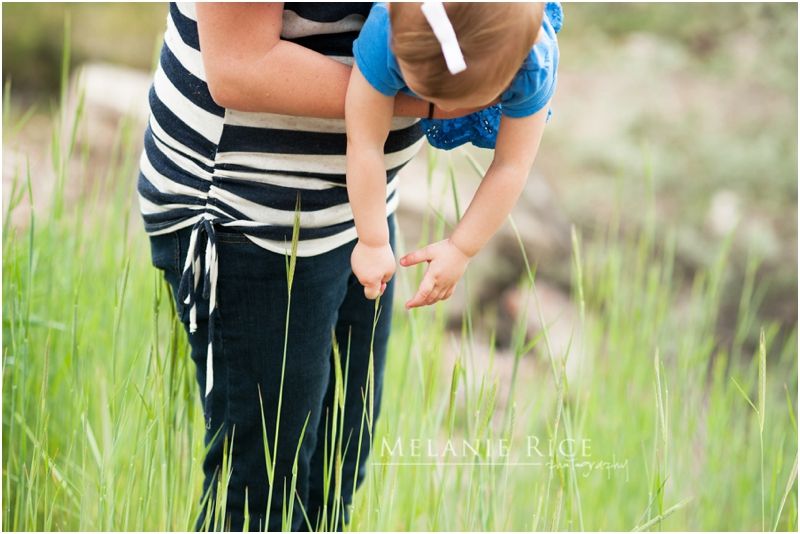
left=353, top=2, right=562, bottom=118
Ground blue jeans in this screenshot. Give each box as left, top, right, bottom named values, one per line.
left=148, top=214, right=397, bottom=531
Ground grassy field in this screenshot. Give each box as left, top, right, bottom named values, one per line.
left=3, top=11, right=798, bottom=531
left=3, top=56, right=798, bottom=532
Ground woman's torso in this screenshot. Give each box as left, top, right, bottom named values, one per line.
left=137, top=2, right=424, bottom=256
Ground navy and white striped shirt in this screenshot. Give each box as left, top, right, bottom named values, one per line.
left=136, top=2, right=424, bottom=405
left=137, top=2, right=424, bottom=257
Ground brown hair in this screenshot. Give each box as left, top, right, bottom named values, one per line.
left=390, top=2, right=544, bottom=100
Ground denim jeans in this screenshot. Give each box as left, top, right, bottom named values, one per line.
left=148, top=214, right=397, bottom=531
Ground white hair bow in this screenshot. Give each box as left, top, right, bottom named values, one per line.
left=421, top=2, right=467, bottom=75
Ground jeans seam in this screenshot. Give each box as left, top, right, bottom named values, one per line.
left=173, top=231, right=182, bottom=275
left=174, top=231, right=187, bottom=320
left=214, top=264, right=233, bottom=452
left=215, top=234, right=250, bottom=244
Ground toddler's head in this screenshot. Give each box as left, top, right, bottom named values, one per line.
left=389, top=2, right=544, bottom=110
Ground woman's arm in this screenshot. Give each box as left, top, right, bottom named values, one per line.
left=400, top=105, right=549, bottom=308
left=196, top=2, right=448, bottom=118
left=345, top=64, right=397, bottom=298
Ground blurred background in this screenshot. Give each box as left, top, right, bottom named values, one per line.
left=2, top=3, right=797, bottom=531
left=3, top=2, right=796, bottom=353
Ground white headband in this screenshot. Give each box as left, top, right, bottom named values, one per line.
left=420, top=2, right=467, bottom=75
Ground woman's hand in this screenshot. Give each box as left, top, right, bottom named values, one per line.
left=351, top=240, right=396, bottom=299
left=399, top=239, right=472, bottom=309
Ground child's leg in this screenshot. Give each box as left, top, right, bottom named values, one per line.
left=304, top=214, right=398, bottom=530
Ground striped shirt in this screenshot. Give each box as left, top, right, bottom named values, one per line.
left=136, top=2, right=424, bottom=405
left=137, top=2, right=423, bottom=256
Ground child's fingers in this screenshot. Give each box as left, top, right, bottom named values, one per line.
left=435, top=284, right=456, bottom=304
left=363, top=281, right=382, bottom=300
left=400, top=246, right=433, bottom=267
left=425, top=286, right=445, bottom=306
left=405, top=274, right=436, bottom=309
left=378, top=271, right=393, bottom=295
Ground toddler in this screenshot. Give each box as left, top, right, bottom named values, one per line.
left=346, top=1, right=562, bottom=308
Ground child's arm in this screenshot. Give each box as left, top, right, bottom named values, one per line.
left=400, top=104, right=549, bottom=309
left=345, top=64, right=397, bottom=299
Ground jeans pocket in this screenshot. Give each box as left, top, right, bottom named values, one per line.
left=149, top=231, right=190, bottom=321
left=149, top=231, right=181, bottom=275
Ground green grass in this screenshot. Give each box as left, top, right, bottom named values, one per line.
left=2, top=36, right=798, bottom=532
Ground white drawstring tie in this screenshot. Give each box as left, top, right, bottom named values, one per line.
left=177, top=214, right=219, bottom=427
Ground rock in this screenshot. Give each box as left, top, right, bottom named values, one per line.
left=62, top=61, right=152, bottom=174
left=500, top=281, right=589, bottom=387
left=437, top=328, right=543, bottom=429
left=3, top=62, right=152, bottom=230
left=743, top=216, right=780, bottom=262
left=2, top=140, right=54, bottom=228
left=706, top=189, right=741, bottom=237
left=68, top=61, right=151, bottom=125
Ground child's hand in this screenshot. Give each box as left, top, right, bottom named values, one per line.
left=351, top=240, right=396, bottom=300
left=399, top=238, right=471, bottom=309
